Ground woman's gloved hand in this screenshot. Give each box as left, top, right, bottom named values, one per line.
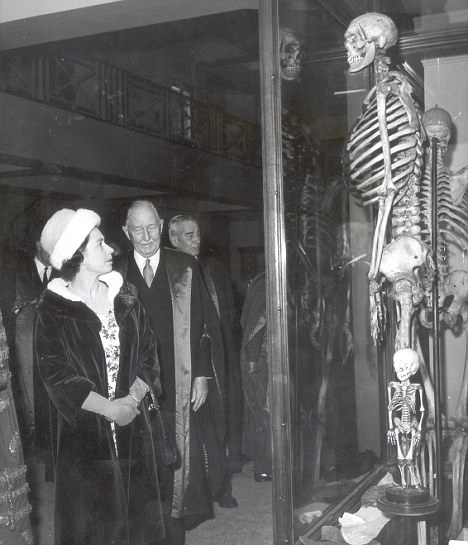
left=82, top=390, right=140, bottom=426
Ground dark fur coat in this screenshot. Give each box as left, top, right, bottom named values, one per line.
left=35, top=272, right=164, bottom=545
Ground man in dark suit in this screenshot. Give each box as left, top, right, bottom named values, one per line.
left=168, top=214, right=243, bottom=508
left=13, top=238, right=55, bottom=462
left=114, top=201, right=225, bottom=545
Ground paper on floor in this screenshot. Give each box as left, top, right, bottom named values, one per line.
left=339, top=506, right=391, bottom=545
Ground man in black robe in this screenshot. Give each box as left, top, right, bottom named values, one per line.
left=114, top=201, right=225, bottom=545
left=168, top=214, right=243, bottom=508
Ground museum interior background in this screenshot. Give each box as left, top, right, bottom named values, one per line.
left=1, top=1, right=468, bottom=544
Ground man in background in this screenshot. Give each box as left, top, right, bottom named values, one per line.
left=169, top=214, right=243, bottom=508
left=114, top=201, right=225, bottom=545
left=13, top=233, right=55, bottom=467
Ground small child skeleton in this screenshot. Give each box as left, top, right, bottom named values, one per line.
left=387, top=348, right=425, bottom=487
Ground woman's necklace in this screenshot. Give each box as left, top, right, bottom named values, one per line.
left=70, top=281, right=111, bottom=314
left=70, top=280, right=104, bottom=304
left=82, top=281, right=104, bottom=305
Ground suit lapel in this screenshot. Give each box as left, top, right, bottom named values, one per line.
left=126, top=253, right=149, bottom=293
left=29, top=259, right=43, bottom=292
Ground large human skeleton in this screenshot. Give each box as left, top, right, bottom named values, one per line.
left=342, top=11, right=468, bottom=532
left=342, top=12, right=425, bottom=343
left=418, top=106, right=468, bottom=539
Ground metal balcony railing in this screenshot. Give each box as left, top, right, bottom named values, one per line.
left=0, top=52, right=261, bottom=167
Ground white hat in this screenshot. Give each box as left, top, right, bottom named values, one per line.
left=41, top=208, right=101, bottom=270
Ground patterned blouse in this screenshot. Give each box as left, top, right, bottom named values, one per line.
left=98, top=309, right=120, bottom=454
left=98, top=309, right=120, bottom=401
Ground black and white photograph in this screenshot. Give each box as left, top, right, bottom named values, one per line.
left=0, top=1, right=468, bottom=544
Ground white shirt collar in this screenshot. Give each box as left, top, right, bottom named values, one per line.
left=133, top=248, right=160, bottom=276
left=34, top=256, right=50, bottom=279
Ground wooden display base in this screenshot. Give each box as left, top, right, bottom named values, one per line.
left=377, top=485, right=439, bottom=517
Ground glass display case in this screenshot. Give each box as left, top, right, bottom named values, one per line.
left=259, top=1, right=468, bottom=544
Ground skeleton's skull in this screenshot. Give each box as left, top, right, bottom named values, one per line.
left=393, top=348, right=419, bottom=382
left=422, top=106, right=452, bottom=143
left=344, top=12, right=398, bottom=74
left=279, top=27, right=302, bottom=81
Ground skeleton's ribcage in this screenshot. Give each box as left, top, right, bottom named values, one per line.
left=420, top=164, right=468, bottom=253
left=343, top=90, right=423, bottom=207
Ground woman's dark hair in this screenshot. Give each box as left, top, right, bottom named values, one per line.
left=60, top=234, right=90, bottom=282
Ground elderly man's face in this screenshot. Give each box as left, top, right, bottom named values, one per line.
left=123, top=204, right=163, bottom=258
left=171, top=220, right=201, bottom=257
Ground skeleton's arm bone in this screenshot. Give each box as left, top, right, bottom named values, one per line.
left=387, top=384, right=397, bottom=445
left=417, top=385, right=425, bottom=431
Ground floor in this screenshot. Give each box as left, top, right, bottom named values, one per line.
left=33, top=461, right=273, bottom=545
left=187, top=462, right=273, bottom=545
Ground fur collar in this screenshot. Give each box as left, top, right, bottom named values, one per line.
left=39, top=271, right=138, bottom=326
left=47, top=271, right=123, bottom=303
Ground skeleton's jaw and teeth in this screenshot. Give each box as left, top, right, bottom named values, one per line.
left=346, top=41, right=376, bottom=73
left=344, top=13, right=397, bottom=74
left=280, top=60, right=301, bottom=81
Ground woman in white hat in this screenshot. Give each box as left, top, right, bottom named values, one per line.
left=35, top=208, right=164, bottom=545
